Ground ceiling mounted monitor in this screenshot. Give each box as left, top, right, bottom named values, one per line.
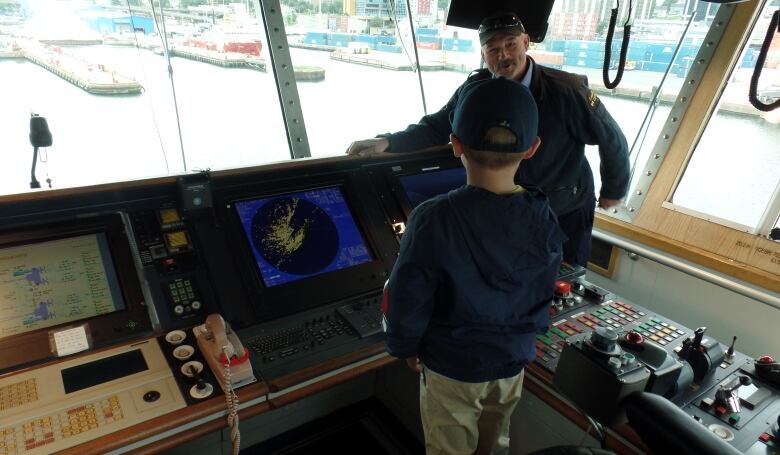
left=446, top=0, right=555, bottom=43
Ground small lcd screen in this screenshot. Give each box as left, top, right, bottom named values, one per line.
left=234, top=186, right=374, bottom=288
left=0, top=233, right=126, bottom=339
left=398, top=166, right=467, bottom=208
left=61, top=349, right=148, bottom=394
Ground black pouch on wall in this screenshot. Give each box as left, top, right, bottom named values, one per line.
left=178, top=172, right=214, bottom=220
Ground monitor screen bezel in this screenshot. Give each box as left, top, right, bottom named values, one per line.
left=222, top=174, right=394, bottom=322
left=0, top=214, right=151, bottom=372
left=384, top=158, right=467, bottom=219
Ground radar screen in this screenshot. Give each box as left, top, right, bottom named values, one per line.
left=398, top=166, right=466, bottom=208
left=233, top=186, right=374, bottom=288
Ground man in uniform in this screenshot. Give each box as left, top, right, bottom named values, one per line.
left=347, top=12, right=630, bottom=266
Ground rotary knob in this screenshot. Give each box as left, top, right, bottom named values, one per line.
left=591, top=326, right=619, bottom=353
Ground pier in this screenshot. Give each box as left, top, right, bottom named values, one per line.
left=329, top=52, right=446, bottom=71
left=1, top=42, right=142, bottom=95
left=167, top=46, right=267, bottom=72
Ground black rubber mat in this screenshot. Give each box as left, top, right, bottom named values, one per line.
left=241, top=398, right=422, bottom=454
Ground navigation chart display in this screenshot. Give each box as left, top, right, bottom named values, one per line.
left=398, top=166, right=466, bottom=208
left=0, top=234, right=125, bottom=339
left=234, top=186, right=374, bottom=288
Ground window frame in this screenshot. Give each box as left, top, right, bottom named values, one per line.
left=597, top=0, right=780, bottom=281
left=656, top=0, right=780, bottom=239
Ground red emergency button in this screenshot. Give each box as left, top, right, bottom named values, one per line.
left=555, top=281, right=571, bottom=296
left=758, top=355, right=774, bottom=364
left=625, top=331, right=644, bottom=346
left=759, top=433, right=771, bottom=442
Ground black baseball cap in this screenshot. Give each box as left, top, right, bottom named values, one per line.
left=478, top=12, right=526, bottom=46
left=451, top=77, right=538, bottom=153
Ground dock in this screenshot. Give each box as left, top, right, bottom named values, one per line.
left=329, top=52, right=446, bottom=71
left=167, top=45, right=268, bottom=72
left=2, top=41, right=142, bottom=95
left=289, top=42, right=338, bottom=52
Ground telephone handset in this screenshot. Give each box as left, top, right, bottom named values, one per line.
left=193, top=314, right=255, bottom=455
left=193, top=314, right=255, bottom=391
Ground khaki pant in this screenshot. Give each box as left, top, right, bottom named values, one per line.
left=419, top=367, right=524, bottom=455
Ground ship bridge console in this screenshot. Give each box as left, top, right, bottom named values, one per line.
left=0, top=151, right=777, bottom=455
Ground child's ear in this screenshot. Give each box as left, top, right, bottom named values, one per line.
left=523, top=137, right=541, bottom=159
left=450, top=134, right=464, bottom=158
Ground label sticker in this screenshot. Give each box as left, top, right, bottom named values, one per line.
left=53, top=326, right=89, bottom=356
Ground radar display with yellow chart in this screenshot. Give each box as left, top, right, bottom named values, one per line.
left=0, top=234, right=125, bottom=339
left=234, top=186, right=374, bottom=287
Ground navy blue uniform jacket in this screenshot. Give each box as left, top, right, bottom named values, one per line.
left=385, top=185, right=566, bottom=383
left=381, top=58, right=630, bottom=216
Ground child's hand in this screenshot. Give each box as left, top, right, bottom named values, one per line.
left=405, top=356, right=422, bottom=373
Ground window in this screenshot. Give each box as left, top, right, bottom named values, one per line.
left=535, top=1, right=722, bottom=202
left=0, top=0, right=289, bottom=196
left=671, top=0, right=780, bottom=232
left=282, top=0, right=422, bottom=158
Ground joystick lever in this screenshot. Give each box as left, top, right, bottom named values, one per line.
left=715, top=375, right=751, bottom=413
left=692, top=327, right=706, bottom=350
left=678, top=327, right=726, bottom=383
left=188, top=365, right=208, bottom=391
left=725, top=336, right=737, bottom=362
left=679, top=327, right=706, bottom=361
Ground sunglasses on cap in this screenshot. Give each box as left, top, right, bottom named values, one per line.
left=478, top=13, right=526, bottom=36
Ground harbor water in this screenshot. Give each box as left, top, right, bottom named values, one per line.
left=1, top=45, right=777, bottom=227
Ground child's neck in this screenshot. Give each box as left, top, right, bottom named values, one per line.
left=466, top=168, right=519, bottom=194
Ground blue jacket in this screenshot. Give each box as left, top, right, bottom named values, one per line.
left=381, top=58, right=630, bottom=216
left=385, top=185, right=566, bottom=382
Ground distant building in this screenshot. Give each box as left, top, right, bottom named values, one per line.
left=415, top=0, right=433, bottom=15
left=344, top=0, right=356, bottom=16
left=355, top=0, right=407, bottom=18
left=79, top=8, right=155, bottom=35
left=550, top=12, right=598, bottom=40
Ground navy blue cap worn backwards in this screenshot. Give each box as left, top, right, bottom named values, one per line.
left=451, top=77, right=538, bottom=153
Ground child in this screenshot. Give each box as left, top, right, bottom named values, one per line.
left=384, top=77, right=566, bottom=455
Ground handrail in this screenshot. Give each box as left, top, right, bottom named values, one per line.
left=592, top=229, right=780, bottom=310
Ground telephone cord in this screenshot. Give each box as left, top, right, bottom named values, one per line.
left=223, top=348, right=241, bottom=455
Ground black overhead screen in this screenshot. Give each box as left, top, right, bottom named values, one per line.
left=446, top=0, right=555, bottom=43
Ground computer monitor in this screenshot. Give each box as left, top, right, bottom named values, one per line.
left=0, top=214, right=151, bottom=372
left=445, top=0, right=555, bottom=43
left=227, top=181, right=393, bottom=321
left=398, top=166, right=467, bottom=209
left=233, top=186, right=374, bottom=288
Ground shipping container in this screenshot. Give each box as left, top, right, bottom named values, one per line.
left=376, top=43, right=403, bottom=53
left=416, top=27, right=439, bottom=36
left=416, top=41, right=441, bottom=50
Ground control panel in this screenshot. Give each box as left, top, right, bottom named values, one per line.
left=239, top=294, right=383, bottom=381
left=544, top=276, right=780, bottom=452
left=159, top=329, right=221, bottom=404
left=682, top=360, right=780, bottom=452
left=535, top=278, right=689, bottom=373
left=0, top=340, right=186, bottom=455
left=127, top=207, right=214, bottom=327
